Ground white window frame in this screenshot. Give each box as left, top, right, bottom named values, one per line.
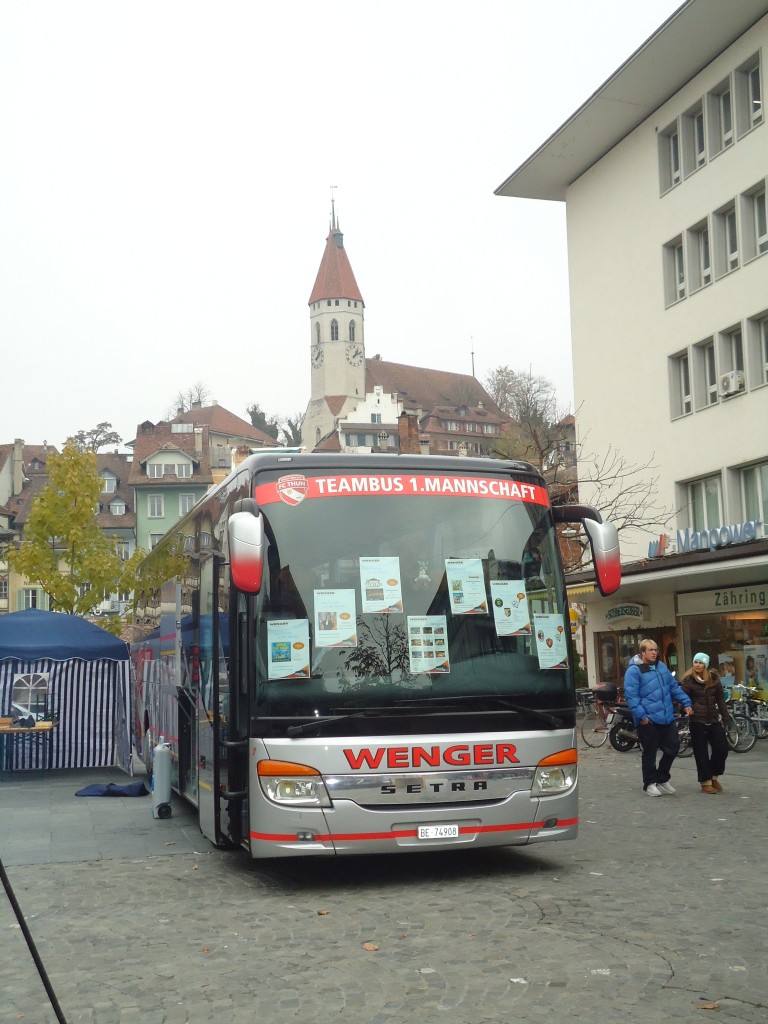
left=755, top=188, right=768, bottom=255
left=707, top=79, right=734, bottom=155
left=671, top=352, right=692, bottom=417
left=687, top=475, right=723, bottom=532
left=149, top=534, right=164, bottom=550
left=658, top=121, right=681, bottom=192
left=741, top=462, right=768, bottom=523
left=693, top=339, right=718, bottom=409
left=176, top=462, right=192, bottom=479
left=109, top=500, right=126, bottom=516
left=663, top=236, right=686, bottom=304
left=713, top=202, right=739, bottom=277
left=179, top=493, right=195, bottom=516
left=147, top=494, right=164, bottom=519
left=147, top=463, right=163, bottom=478
left=100, top=475, right=116, bottom=493
left=735, top=56, right=763, bottom=135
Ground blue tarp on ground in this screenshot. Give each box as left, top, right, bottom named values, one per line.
left=0, top=609, right=129, bottom=662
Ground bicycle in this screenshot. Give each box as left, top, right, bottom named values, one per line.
left=580, top=686, right=620, bottom=748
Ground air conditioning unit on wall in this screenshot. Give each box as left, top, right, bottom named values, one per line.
left=720, top=370, right=745, bottom=397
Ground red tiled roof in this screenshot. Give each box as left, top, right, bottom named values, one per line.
left=365, top=359, right=503, bottom=418
left=325, top=395, right=349, bottom=417
left=308, top=228, right=364, bottom=305
left=128, top=423, right=214, bottom=486
left=169, top=404, right=280, bottom=447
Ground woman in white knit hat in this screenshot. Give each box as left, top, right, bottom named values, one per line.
left=680, top=653, right=731, bottom=794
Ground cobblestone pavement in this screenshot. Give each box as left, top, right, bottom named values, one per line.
left=1, top=741, right=766, bottom=1024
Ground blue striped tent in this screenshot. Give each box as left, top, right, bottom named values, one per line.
left=0, top=609, right=132, bottom=773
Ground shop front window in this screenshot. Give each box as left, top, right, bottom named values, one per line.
left=680, top=598, right=768, bottom=700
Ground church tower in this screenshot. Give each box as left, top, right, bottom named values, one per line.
left=301, top=204, right=366, bottom=450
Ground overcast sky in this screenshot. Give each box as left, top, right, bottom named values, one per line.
left=1, top=0, right=683, bottom=450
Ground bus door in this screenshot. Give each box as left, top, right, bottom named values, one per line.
left=197, top=556, right=223, bottom=845
left=217, top=591, right=250, bottom=846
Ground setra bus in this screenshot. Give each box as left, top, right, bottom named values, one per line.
left=132, top=451, right=620, bottom=857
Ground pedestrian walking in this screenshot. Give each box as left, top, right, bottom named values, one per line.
left=623, top=638, right=693, bottom=797
left=679, top=652, right=730, bottom=794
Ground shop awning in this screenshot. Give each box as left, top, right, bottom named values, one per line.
left=567, top=583, right=595, bottom=596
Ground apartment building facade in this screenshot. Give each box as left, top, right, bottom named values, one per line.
left=497, top=0, right=768, bottom=692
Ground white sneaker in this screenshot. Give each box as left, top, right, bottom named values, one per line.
left=645, top=783, right=663, bottom=797
left=657, top=781, right=676, bottom=795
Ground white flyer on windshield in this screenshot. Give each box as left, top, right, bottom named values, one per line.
left=407, top=615, right=449, bottom=674
left=359, top=556, right=403, bottom=613
left=490, top=580, right=531, bottom=636
left=266, top=619, right=310, bottom=680
left=313, top=589, right=358, bottom=647
left=445, top=558, right=488, bottom=615
left=533, top=613, right=568, bottom=669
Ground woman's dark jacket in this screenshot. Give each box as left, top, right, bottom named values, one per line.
left=679, top=669, right=729, bottom=725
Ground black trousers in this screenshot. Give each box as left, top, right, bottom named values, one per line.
left=689, top=720, right=729, bottom=783
left=637, top=721, right=680, bottom=788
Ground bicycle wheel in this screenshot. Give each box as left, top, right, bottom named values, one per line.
left=580, top=709, right=610, bottom=748
left=676, top=720, right=694, bottom=757
left=728, top=715, right=757, bottom=753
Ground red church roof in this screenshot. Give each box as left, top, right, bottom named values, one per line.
left=308, top=223, right=364, bottom=306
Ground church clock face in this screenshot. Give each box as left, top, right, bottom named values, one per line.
left=345, top=343, right=363, bottom=366
left=311, top=343, right=324, bottom=367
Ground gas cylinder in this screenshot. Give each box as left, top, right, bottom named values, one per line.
left=151, top=742, right=173, bottom=819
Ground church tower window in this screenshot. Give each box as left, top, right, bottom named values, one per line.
left=349, top=321, right=356, bottom=342
left=315, top=323, right=321, bottom=344
left=331, top=319, right=339, bottom=341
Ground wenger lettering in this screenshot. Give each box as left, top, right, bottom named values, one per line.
left=342, top=743, right=520, bottom=770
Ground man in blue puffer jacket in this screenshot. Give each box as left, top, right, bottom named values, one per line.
left=624, top=638, right=693, bottom=797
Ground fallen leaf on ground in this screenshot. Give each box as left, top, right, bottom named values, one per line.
left=697, top=1002, right=719, bottom=1010
left=317, top=910, right=330, bottom=916
left=363, top=942, right=379, bottom=951
left=164, top=841, right=176, bottom=846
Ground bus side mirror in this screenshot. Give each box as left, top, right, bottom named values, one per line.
left=228, top=510, right=264, bottom=594
left=583, top=518, right=621, bottom=597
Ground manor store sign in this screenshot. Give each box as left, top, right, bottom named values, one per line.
left=677, top=518, right=762, bottom=553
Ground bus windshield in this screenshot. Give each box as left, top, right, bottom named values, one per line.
left=251, top=468, right=571, bottom=726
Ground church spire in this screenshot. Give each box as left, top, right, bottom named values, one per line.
left=308, top=201, right=365, bottom=306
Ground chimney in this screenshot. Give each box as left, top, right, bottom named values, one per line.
left=398, top=413, right=421, bottom=455
left=194, top=427, right=203, bottom=454
left=13, top=439, right=24, bottom=495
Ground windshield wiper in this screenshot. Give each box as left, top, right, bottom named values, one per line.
left=390, top=694, right=564, bottom=728
left=286, top=696, right=563, bottom=736
left=286, top=708, right=395, bottom=738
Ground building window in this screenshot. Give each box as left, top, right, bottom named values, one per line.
left=330, top=319, right=339, bottom=341
left=658, top=122, right=681, bottom=192
left=742, top=184, right=768, bottom=259
left=176, top=462, right=192, bottom=478
left=315, top=323, right=320, bottom=345
left=443, top=420, right=459, bottom=431
left=100, top=475, right=116, bottom=493
left=747, top=315, right=768, bottom=386
left=148, top=495, right=164, bottom=518
left=708, top=79, right=733, bottom=154
left=179, top=494, right=195, bottom=516
left=718, top=328, right=745, bottom=398
left=23, top=589, right=40, bottom=609
left=687, top=475, right=723, bottom=531
left=370, top=413, right=382, bottom=423
left=349, top=321, right=356, bottom=342
left=681, top=102, right=707, bottom=174
left=714, top=203, right=739, bottom=276
left=663, top=237, right=685, bottom=304
left=147, top=463, right=162, bottom=478
left=693, top=339, right=718, bottom=408
left=149, top=534, right=164, bottom=550
left=670, top=352, right=692, bottom=417
left=741, top=462, right=768, bottom=523
left=116, top=541, right=130, bottom=560
left=110, top=500, right=126, bottom=515
left=736, top=56, right=763, bottom=135
left=686, top=220, right=711, bottom=290
left=0, top=579, right=8, bottom=600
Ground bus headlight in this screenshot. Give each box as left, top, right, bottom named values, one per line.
left=531, top=748, right=577, bottom=796
left=257, top=759, right=332, bottom=808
